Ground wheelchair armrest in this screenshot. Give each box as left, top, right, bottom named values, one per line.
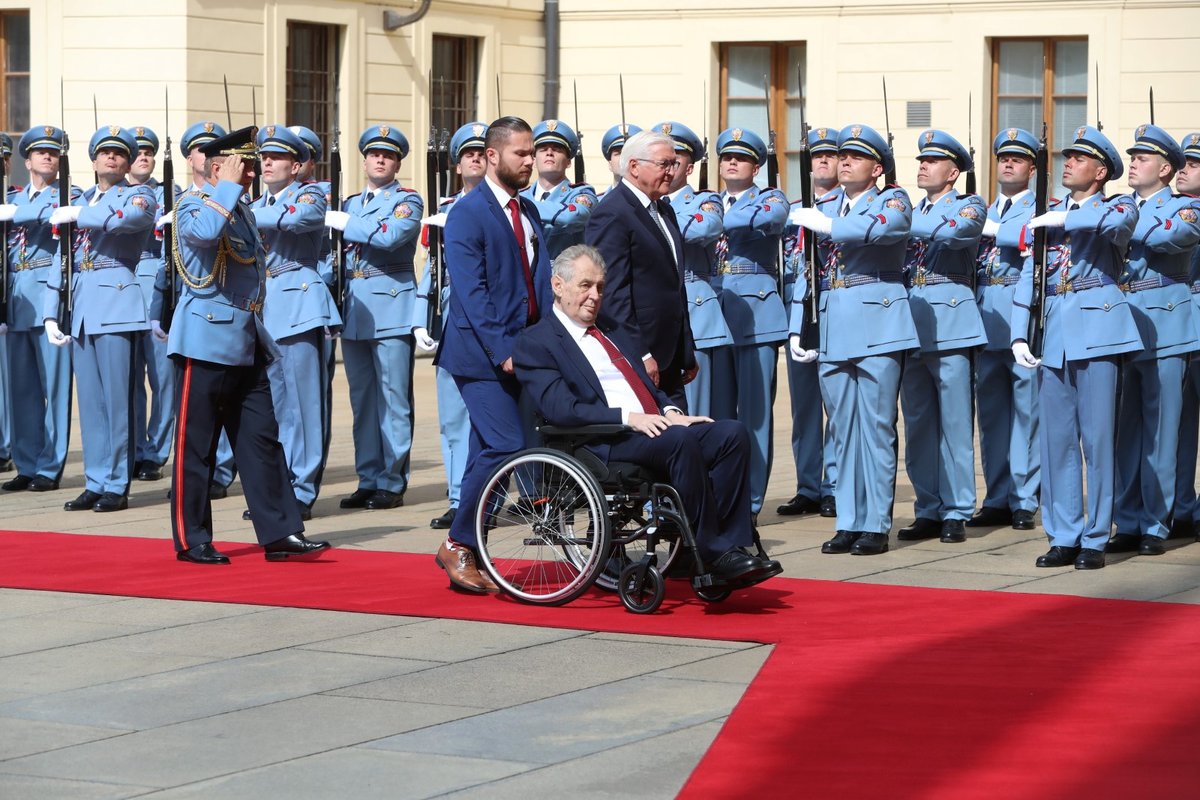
left=538, top=424, right=630, bottom=438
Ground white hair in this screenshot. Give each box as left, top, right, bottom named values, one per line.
left=619, top=130, right=676, bottom=176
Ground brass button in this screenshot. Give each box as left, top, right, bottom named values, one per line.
left=695, top=298, right=702, bottom=306
left=116, top=282, right=124, bottom=289
left=1168, top=302, right=1175, bottom=310
left=301, top=282, right=309, bottom=290
left=389, top=288, right=397, bottom=296
left=882, top=298, right=891, bottom=307
left=758, top=290, right=766, bottom=298
left=206, top=313, right=214, bottom=320
left=950, top=298, right=958, bottom=307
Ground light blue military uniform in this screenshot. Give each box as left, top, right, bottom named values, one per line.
left=902, top=130, right=987, bottom=524
left=597, top=124, right=641, bottom=198
left=652, top=121, right=732, bottom=418
left=521, top=120, right=596, bottom=258
left=1010, top=126, right=1142, bottom=554
left=44, top=126, right=156, bottom=498
left=813, top=124, right=919, bottom=539
left=1172, top=132, right=1200, bottom=531
left=975, top=128, right=1041, bottom=517
left=338, top=125, right=423, bottom=498
left=251, top=125, right=340, bottom=509
left=5, top=128, right=77, bottom=485
left=1113, top=125, right=1200, bottom=543
left=710, top=127, right=789, bottom=515
left=0, top=134, right=10, bottom=470
left=784, top=126, right=840, bottom=508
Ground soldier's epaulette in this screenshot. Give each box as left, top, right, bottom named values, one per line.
left=6, top=185, right=20, bottom=197
left=570, top=182, right=592, bottom=190
left=1105, top=193, right=1126, bottom=202
left=816, top=195, right=838, bottom=206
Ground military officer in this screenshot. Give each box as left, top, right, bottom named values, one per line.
left=411, top=121, right=486, bottom=530
left=521, top=120, right=596, bottom=258
left=1, top=127, right=77, bottom=492
left=325, top=124, right=423, bottom=510
left=711, top=127, right=789, bottom=519
left=780, top=126, right=840, bottom=518
left=970, top=128, right=1041, bottom=532
left=0, top=134, right=11, bottom=473
left=598, top=123, right=641, bottom=196
left=895, top=130, right=987, bottom=544
left=652, top=121, right=731, bottom=417
left=1011, top=125, right=1142, bottom=570
left=789, top=124, right=919, bottom=555
left=45, top=126, right=156, bottom=512
left=1172, top=133, right=1200, bottom=542
left=246, top=125, right=340, bottom=521
left=1106, top=126, right=1200, bottom=556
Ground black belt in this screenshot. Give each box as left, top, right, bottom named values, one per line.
left=820, top=271, right=905, bottom=291
left=349, top=264, right=414, bottom=279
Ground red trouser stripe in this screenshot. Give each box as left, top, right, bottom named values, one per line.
left=172, top=358, right=193, bottom=551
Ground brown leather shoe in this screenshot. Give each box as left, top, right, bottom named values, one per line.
left=435, top=541, right=499, bottom=594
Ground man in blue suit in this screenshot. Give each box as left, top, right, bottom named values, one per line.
left=513, top=243, right=779, bottom=586
left=434, top=116, right=553, bottom=594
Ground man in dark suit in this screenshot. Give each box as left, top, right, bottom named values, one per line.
left=513, top=244, right=780, bottom=586
left=434, top=116, right=554, bottom=594
left=584, top=130, right=695, bottom=407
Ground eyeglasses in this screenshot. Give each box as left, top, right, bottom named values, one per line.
left=636, top=158, right=681, bottom=171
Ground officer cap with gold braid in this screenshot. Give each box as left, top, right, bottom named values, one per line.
left=288, top=125, right=322, bottom=162
left=1062, top=125, right=1123, bottom=181
left=992, top=127, right=1039, bottom=161
left=533, top=119, right=580, bottom=158
left=199, top=125, right=259, bottom=159
left=717, top=126, right=767, bottom=166
left=651, top=121, right=703, bottom=160
left=132, top=126, right=160, bottom=156
left=450, top=121, right=488, bottom=160
left=17, top=125, right=66, bottom=158
left=808, top=126, right=838, bottom=155
left=837, top=123, right=894, bottom=175
left=180, top=121, right=227, bottom=157
left=358, top=124, right=409, bottom=158
left=256, top=124, right=306, bottom=159
left=1126, top=123, right=1184, bottom=171
left=1181, top=132, right=1200, bottom=162
left=601, top=123, right=642, bottom=160
left=915, top=129, right=973, bottom=172
left=88, top=125, right=139, bottom=161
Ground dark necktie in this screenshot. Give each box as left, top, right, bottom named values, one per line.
left=267, top=195, right=276, bottom=206
left=365, top=191, right=375, bottom=204
left=507, top=198, right=538, bottom=323
left=1001, top=198, right=1012, bottom=217
left=541, top=190, right=550, bottom=201
left=585, top=326, right=658, bottom=414
left=1137, top=198, right=1146, bottom=209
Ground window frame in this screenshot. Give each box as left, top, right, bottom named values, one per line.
left=719, top=41, right=805, bottom=195
left=285, top=21, right=342, bottom=177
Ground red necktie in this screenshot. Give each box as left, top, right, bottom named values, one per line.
left=585, top=326, right=659, bottom=415
left=507, top=198, right=538, bottom=323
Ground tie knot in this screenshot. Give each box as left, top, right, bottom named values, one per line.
left=365, top=191, right=375, bottom=203
left=267, top=195, right=276, bottom=206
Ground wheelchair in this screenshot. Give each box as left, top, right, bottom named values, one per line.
left=472, top=423, right=777, bottom=614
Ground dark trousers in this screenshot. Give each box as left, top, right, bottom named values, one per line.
left=606, top=419, right=752, bottom=561
left=170, top=356, right=301, bottom=552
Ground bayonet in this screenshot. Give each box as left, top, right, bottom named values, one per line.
left=572, top=80, right=585, bottom=185
left=882, top=76, right=896, bottom=186
left=223, top=75, right=233, bottom=130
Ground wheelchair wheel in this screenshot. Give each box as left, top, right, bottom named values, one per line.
left=475, top=448, right=610, bottom=605
left=694, top=586, right=732, bottom=603
left=619, top=563, right=665, bottom=614
left=595, top=511, right=683, bottom=593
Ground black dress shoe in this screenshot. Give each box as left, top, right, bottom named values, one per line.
left=93, top=492, right=128, bottom=512
left=1106, top=533, right=1140, bottom=553
left=897, top=517, right=941, bottom=541
left=136, top=462, right=163, bottom=481
left=177, top=542, right=231, bottom=565
left=209, top=482, right=228, bottom=500
left=1074, top=548, right=1105, bottom=570
left=1011, top=509, right=1036, bottom=530
left=776, top=493, right=821, bottom=516
left=705, top=549, right=765, bottom=584
left=819, top=495, right=837, bottom=518
left=430, top=507, right=457, bottom=529
left=339, top=487, right=374, bottom=508
left=29, top=475, right=60, bottom=492
left=365, top=490, right=403, bottom=510
left=242, top=509, right=253, bottom=521
left=0, top=457, right=13, bottom=472
left=851, top=532, right=889, bottom=555
left=821, top=530, right=860, bottom=554
left=1138, top=536, right=1166, bottom=556
left=2, top=474, right=33, bottom=491
left=1036, top=545, right=1080, bottom=568
left=263, top=533, right=331, bottom=561
left=966, top=506, right=1013, bottom=528
left=64, top=490, right=103, bottom=511
left=940, top=519, right=967, bottom=543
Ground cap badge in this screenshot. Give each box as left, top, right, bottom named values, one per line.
left=44, top=125, right=54, bottom=136
left=547, top=120, right=558, bottom=132
left=662, top=122, right=673, bottom=135
left=1191, top=134, right=1200, bottom=146
left=1136, top=124, right=1147, bottom=138
left=266, top=125, right=275, bottom=137
left=816, top=127, right=828, bottom=139
left=851, top=125, right=862, bottom=138
left=379, top=125, right=390, bottom=137
left=1076, top=126, right=1087, bottom=140
left=135, top=127, right=145, bottom=137
left=924, top=130, right=935, bottom=145
left=732, top=128, right=743, bottom=141
left=472, top=123, right=485, bottom=137
left=108, top=125, right=120, bottom=136
left=1007, top=128, right=1018, bottom=141
left=204, top=122, right=215, bottom=133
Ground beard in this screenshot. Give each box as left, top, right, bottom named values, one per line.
left=495, top=158, right=531, bottom=194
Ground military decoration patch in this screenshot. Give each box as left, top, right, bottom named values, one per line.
left=1180, top=208, right=1198, bottom=224
left=394, top=203, right=413, bottom=219
left=130, top=195, right=150, bottom=210
left=700, top=200, right=721, bottom=213
left=296, top=193, right=317, bottom=204
left=959, top=206, right=979, bottom=220
left=885, top=198, right=907, bottom=211
left=576, top=194, right=594, bottom=208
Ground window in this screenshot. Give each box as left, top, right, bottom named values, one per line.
left=432, top=35, right=479, bottom=192
left=720, top=42, right=805, bottom=194
left=1, top=11, right=30, bottom=186
left=991, top=38, right=1088, bottom=199
left=286, top=22, right=341, bottom=177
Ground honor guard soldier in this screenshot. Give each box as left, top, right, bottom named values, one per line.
left=0, top=126, right=76, bottom=493
left=652, top=121, right=731, bottom=417
left=248, top=125, right=340, bottom=521
left=971, top=128, right=1041, bottom=532
left=896, top=130, right=987, bottom=544
left=0, top=134, right=10, bottom=472
left=598, top=123, right=641, bottom=196
left=1106, top=125, right=1200, bottom=557
left=412, top=121, right=485, bottom=530
left=45, top=126, right=157, bottom=512
left=789, top=124, right=919, bottom=555
left=325, top=124, right=423, bottom=510
left=127, top=126, right=178, bottom=482
left=1173, top=133, right=1200, bottom=541
left=781, top=126, right=840, bottom=518
left=712, top=127, right=789, bottom=519
left=1011, top=125, right=1142, bottom=570
left=157, top=125, right=329, bottom=564
left=521, top=120, right=596, bottom=259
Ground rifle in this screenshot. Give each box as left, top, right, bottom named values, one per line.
left=57, top=80, right=73, bottom=331
left=222, top=75, right=233, bottom=130
left=424, top=73, right=446, bottom=339
left=92, top=95, right=99, bottom=185
left=1149, top=86, right=1155, bottom=125
left=1027, top=122, right=1050, bottom=358
left=763, top=73, right=786, bottom=299
left=160, top=86, right=178, bottom=332
left=619, top=74, right=627, bottom=134
left=1095, top=63, right=1103, bottom=131
left=882, top=76, right=897, bottom=186
left=250, top=86, right=261, bottom=199
left=572, top=80, right=585, bottom=185
left=796, top=64, right=818, bottom=349
left=965, top=93, right=977, bottom=196
left=496, top=74, right=503, bottom=118
left=1, top=127, right=8, bottom=325
left=330, top=87, right=344, bottom=315
left=698, top=82, right=710, bottom=192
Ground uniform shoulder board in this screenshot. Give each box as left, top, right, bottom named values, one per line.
left=815, top=195, right=839, bottom=206
left=345, top=190, right=362, bottom=201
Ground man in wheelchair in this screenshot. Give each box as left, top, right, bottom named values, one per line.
left=512, top=243, right=782, bottom=589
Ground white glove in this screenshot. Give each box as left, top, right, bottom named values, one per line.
left=155, top=209, right=174, bottom=230
left=45, top=319, right=71, bottom=346
left=0, top=203, right=17, bottom=222
left=325, top=210, right=351, bottom=231
left=981, top=218, right=1001, bottom=238
left=49, top=206, right=82, bottom=226
left=788, top=206, right=833, bottom=234
left=0, top=322, right=8, bottom=335
left=1012, top=341, right=1041, bottom=369
left=788, top=334, right=819, bottom=364
left=1028, top=211, right=1068, bottom=230
left=413, top=326, right=437, bottom=352
left=150, top=320, right=168, bottom=343
left=423, top=212, right=449, bottom=229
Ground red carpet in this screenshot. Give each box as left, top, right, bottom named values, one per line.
left=2, top=530, right=1199, bottom=798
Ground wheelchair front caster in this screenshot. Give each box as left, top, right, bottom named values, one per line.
left=694, top=585, right=732, bottom=603
left=619, top=563, right=665, bottom=614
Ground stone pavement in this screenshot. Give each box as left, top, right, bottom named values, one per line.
left=2, top=355, right=1198, bottom=798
